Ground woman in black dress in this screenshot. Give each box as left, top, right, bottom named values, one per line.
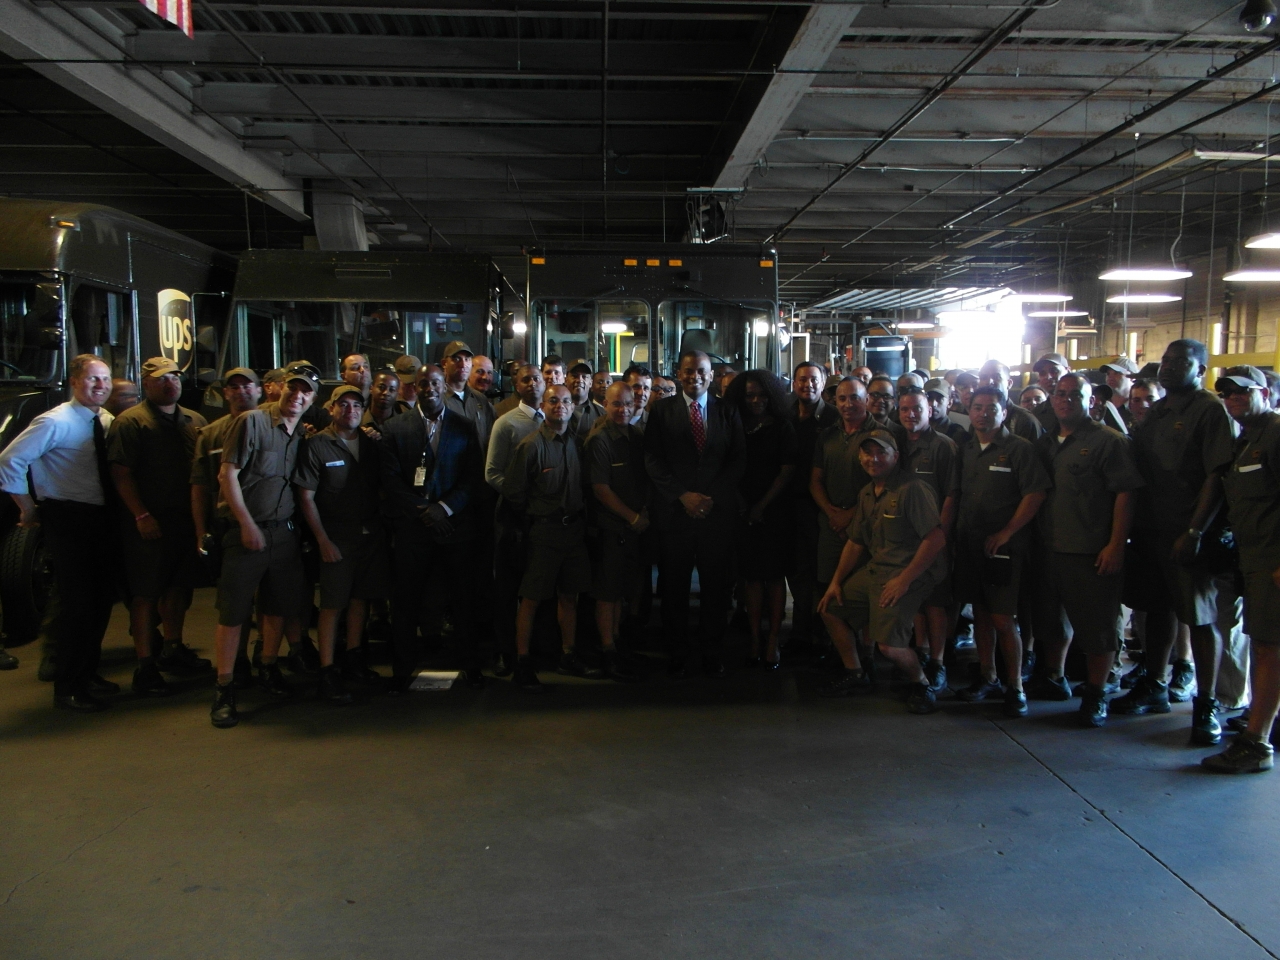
left=724, top=370, right=797, bottom=668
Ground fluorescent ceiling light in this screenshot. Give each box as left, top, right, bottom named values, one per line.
left=1106, top=294, right=1182, bottom=304
left=601, top=322, right=628, bottom=334
left=1099, top=268, right=1193, bottom=281
left=896, top=322, right=936, bottom=329
left=1224, top=268, right=1280, bottom=281
left=1245, top=232, right=1280, bottom=249
left=1027, top=309, right=1089, bottom=317
left=1193, top=149, right=1280, bottom=162
left=1010, top=293, right=1072, bottom=303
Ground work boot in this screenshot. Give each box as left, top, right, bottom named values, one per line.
left=557, top=650, right=604, bottom=679
left=514, top=657, right=544, bottom=692
left=1026, top=674, right=1072, bottom=701
left=956, top=676, right=1003, bottom=702
left=285, top=636, right=320, bottom=676
left=1190, top=695, right=1222, bottom=746
left=1078, top=684, right=1108, bottom=728
left=924, top=660, right=947, bottom=694
left=0, top=647, right=17, bottom=670
left=131, top=660, right=173, bottom=697
left=602, top=649, right=639, bottom=683
left=158, top=639, right=212, bottom=674
left=341, top=646, right=382, bottom=683
left=1202, top=732, right=1274, bottom=774
left=1119, top=662, right=1146, bottom=689
left=258, top=662, right=293, bottom=697
left=210, top=683, right=238, bottom=728
left=1168, top=659, right=1197, bottom=703
left=906, top=682, right=938, bottom=715
left=819, top=668, right=867, bottom=698
left=318, top=664, right=353, bottom=704
left=1109, top=676, right=1171, bottom=715
left=1003, top=687, right=1029, bottom=718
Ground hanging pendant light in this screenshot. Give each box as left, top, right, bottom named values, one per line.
left=1106, top=293, right=1182, bottom=303
left=1026, top=309, right=1089, bottom=317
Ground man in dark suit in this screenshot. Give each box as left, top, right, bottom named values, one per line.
left=379, top=364, right=484, bottom=690
left=645, top=350, right=746, bottom=676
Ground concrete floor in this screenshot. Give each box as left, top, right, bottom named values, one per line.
left=2, top=590, right=1278, bottom=960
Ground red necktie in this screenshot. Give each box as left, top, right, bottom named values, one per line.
left=689, top=399, right=706, bottom=454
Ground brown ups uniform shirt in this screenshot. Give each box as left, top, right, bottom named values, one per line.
left=219, top=407, right=305, bottom=524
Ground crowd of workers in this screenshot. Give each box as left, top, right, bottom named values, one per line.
left=0, top=337, right=1277, bottom=776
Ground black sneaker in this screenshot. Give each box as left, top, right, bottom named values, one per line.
left=1021, top=650, right=1036, bottom=683
left=232, top=655, right=254, bottom=690
left=1110, top=676, right=1171, bottom=715
left=514, top=659, right=545, bottom=692
left=1168, top=660, right=1196, bottom=702
left=557, top=651, right=604, bottom=679
left=1202, top=733, right=1275, bottom=774
left=906, top=682, right=938, bottom=715
left=1119, top=662, right=1146, bottom=690
left=956, top=677, right=1003, bottom=702
left=0, top=648, right=17, bottom=670
left=258, top=662, right=293, bottom=697
left=210, top=683, right=238, bottom=728
left=1003, top=688, right=1029, bottom=718
left=158, top=640, right=212, bottom=674
left=1079, top=684, right=1108, bottom=728
left=1026, top=674, right=1072, bottom=701
left=1191, top=695, right=1222, bottom=746
left=1226, top=708, right=1251, bottom=733
left=132, top=661, right=173, bottom=697
left=318, top=665, right=353, bottom=704
left=819, top=669, right=866, bottom=698
left=924, top=660, right=947, bottom=694
left=341, top=647, right=383, bottom=683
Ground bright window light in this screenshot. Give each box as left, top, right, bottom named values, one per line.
left=935, top=302, right=1025, bottom=370
left=601, top=322, right=627, bottom=334
left=753, top=319, right=771, bottom=337
left=513, top=320, right=528, bottom=334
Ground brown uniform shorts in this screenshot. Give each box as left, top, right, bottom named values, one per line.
left=591, top=526, right=642, bottom=603
left=216, top=524, right=305, bottom=626
left=828, top=564, right=935, bottom=649
left=519, top=519, right=592, bottom=601
left=121, top=517, right=198, bottom=600
left=1243, top=570, right=1280, bottom=645
left=317, top=529, right=390, bottom=610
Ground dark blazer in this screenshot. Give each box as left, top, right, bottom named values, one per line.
left=644, top=392, right=746, bottom=514
left=379, top=406, right=481, bottom=539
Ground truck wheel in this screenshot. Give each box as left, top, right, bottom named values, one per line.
left=0, top=525, right=52, bottom=642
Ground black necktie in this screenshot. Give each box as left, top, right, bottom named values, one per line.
left=92, top=414, right=112, bottom=502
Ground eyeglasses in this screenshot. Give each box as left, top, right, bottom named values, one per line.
left=869, top=391, right=893, bottom=400
left=1218, top=387, right=1260, bottom=399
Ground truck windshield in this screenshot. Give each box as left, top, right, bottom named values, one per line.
left=0, top=281, right=60, bottom=382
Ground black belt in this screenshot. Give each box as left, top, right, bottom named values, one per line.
left=534, top=511, right=583, bottom=526
left=252, top=518, right=294, bottom=531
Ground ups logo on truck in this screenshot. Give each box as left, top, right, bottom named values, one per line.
left=158, top=288, right=193, bottom=372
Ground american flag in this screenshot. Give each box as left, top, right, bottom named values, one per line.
left=138, top=0, right=193, bottom=39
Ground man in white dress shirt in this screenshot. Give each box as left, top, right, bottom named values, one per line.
left=0, top=355, right=118, bottom=711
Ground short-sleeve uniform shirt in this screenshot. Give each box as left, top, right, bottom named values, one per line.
left=584, top=419, right=649, bottom=532
left=1133, top=388, right=1236, bottom=533
left=957, top=426, right=1050, bottom=550
left=293, top=426, right=381, bottom=541
left=503, top=424, right=584, bottom=518
left=220, top=407, right=305, bottom=524
left=107, top=399, right=206, bottom=521
left=900, top=428, right=960, bottom=515
left=813, top=418, right=907, bottom=509
left=1035, top=419, right=1144, bottom=554
left=846, top=471, right=945, bottom=581
left=1222, top=412, right=1280, bottom=574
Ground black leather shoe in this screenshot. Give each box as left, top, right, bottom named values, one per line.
left=210, top=683, right=238, bottom=728
left=87, top=672, right=119, bottom=694
left=492, top=653, right=514, bottom=679
left=956, top=677, right=1003, bottom=702
left=602, top=650, right=639, bottom=683
left=514, top=659, right=545, bottom=692
left=462, top=665, right=486, bottom=688
left=54, top=691, right=107, bottom=713
left=1003, top=688, right=1029, bottom=718
left=132, top=661, right=173, bottom=697
left=557, top=651, right=604, bottom=679
left=318, top=665, right=353, bottom=704
left=0, top=648, right=17, bottom=670
left=819, top=669, right=866, bottom=698
left=258, top=662, right=293, bottom=697
left=37, top=652, right=56, bottom=682
left=158, top=640, right=212, bottom=674
left=906, top=682, right=938, bottom=715
left=384, top=673, right=414, bottom=695
left=233, top=655, right=255, bottom=690
left=1191, top=695, right=1222, bottom=746
left=1226, top=708, right=1251, bottom=733
left=1119, top=662, right=1146, bottom=690
left=341, top=647, right=383, bottom=683
left=1026, top=674, right=1072, bottom=702
left=1079, top=685, right=1108, bottom=728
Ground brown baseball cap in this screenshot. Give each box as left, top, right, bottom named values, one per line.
left=141, top=357, right=180, bottom=378
left=328, top=384, right=367, bottom=405
left=262, top=368, right=287, bottom=384
left=394, top=354, right=422, bottom=383
left=923, top=377, right=950, bottom=398
left=860, top=429, right=899, bottom=453
left=437, top=340, right=474, bottom=362
left=223, top=366, right=260, bottom=384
